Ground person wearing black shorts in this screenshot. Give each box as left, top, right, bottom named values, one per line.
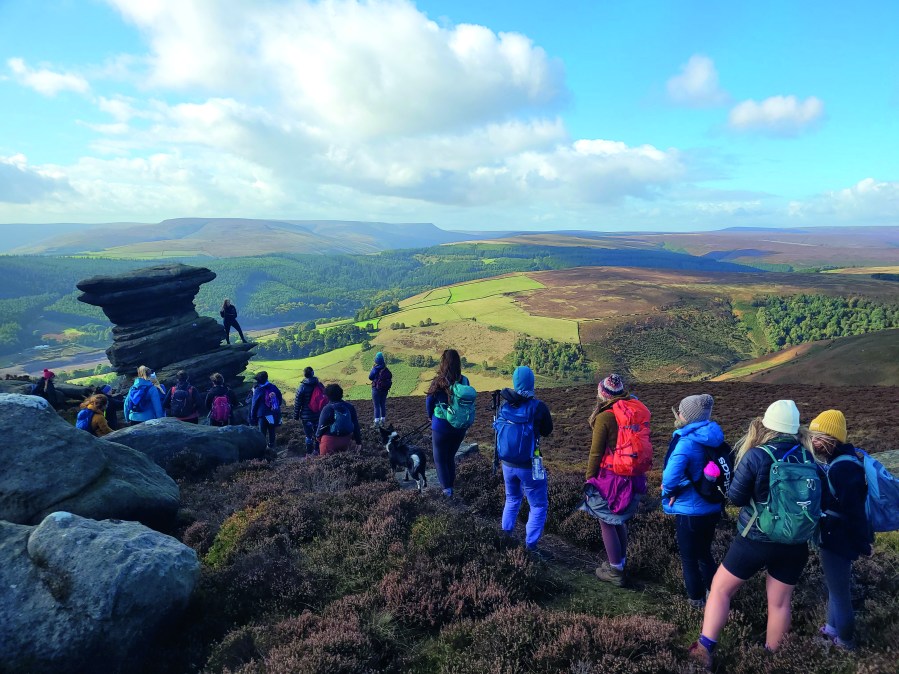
left=689, top=400, right=808, bottom=669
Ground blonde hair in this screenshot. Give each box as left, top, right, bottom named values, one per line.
left=803, top=429, right=839, bottom=463
left=81, top=393, right=108, bottom=412
left=137, top=365, right=151, bottom=379
left=734, top=416, right=804, bottom=466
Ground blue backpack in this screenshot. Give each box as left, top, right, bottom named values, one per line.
left=494, top=399, right=538, bottom=464
left=827, top=449, right=899, bottom=532
left=76, top=409, right=95, bottom=434
left=330, top=403, right=354, bottom=436
left=128, top=384, right=151, bottom=412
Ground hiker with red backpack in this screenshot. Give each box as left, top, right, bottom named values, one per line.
left=250, top=371, right=283, bottom=450
left=315, top=383, right=362, bottom=455
left=163, top=370, right=203, bottom=423
left=426, top=349, right=477, bottom=498
left=205, top=372, right=239, bottom=427
left=662, top=394, right=732, bottom=607
left=293, top=366, right=327, bottom=455
left=806, top=409, right=874, bottom=652
left=579, top=374, right=652, bottom=587
left=124, top=365, right=165, bottom=424
left=369, top=351, right=392, bottom=427
left=690, top=400, right=818, bottom=669
left=494, top=366, right=554, bottom=553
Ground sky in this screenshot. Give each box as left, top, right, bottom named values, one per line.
left=0, top=0, right=897, bottom=231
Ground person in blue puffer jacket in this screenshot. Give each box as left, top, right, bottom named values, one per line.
left=662, top=394, right=725, bottom=607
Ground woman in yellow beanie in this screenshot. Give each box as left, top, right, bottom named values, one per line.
left=807, top=409, right=872, bottom=651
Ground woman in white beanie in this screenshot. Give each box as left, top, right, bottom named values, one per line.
left=690, top=399, right=814, bottom=669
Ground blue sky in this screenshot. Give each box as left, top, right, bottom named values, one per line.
left=1, top=0, right=897, bottom=230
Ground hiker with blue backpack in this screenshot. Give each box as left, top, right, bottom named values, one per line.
left=690, top=399, right=818, bottom=669
left=293, top=366, right=328, bottom=455
left=163, top=370, right=203, bottom=423
left=124, top=365, right=165, bottom=424
left=250, top=371, right=283, bottom=450
left=662, top=394, right=732, bottom=608
left=426, top=349, right=477, bottom=498
left=76, top=393, right=113, bottom=436
left=316, top=383, right=362, bottom=455
left=369, top=352, right=392, bottom=427
left=807, top=410, right=874, bottom=651
left=579, top=374, right=652, bottom=588
left=494, top=366, right=554, bottom=552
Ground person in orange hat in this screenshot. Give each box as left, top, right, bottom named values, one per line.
left=807, top=409, right=872, bottom=651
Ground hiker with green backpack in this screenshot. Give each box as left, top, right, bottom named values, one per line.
left=690, top=400, right=819, bottom=669
left=807, top=409, right=874, bottom=652
left=426, top=349, right=476, bottom=497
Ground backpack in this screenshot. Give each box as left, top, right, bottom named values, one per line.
left=210, top=395, right=232, bottom=424
left=663, top=438, right=735, bottom=504
left=308, top=382, right=328, bottom=415
left=128, top=384, right=151, bottom=412
left=264, top=386, right=280, bottom=412
left=827, top=450, right=899, bottom=532
left=373, top=367, right=393, bottom=391
left=434, top=381, right=477, bottom=430
left=330, top=403, right=354, bottom=436
left=494, top=399, right=538, bottom=464
left=601, top=399, right=653, bottom=477
left=742, top=445, right=822, bottom=544
left=76, top=409, right=95, bottom=434
left=170, top=385, right=196, bottom=418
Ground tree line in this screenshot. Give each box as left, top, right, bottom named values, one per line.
left=512, top=336, right=592, bottom=380
left=254, top=323, right=372, bottom=359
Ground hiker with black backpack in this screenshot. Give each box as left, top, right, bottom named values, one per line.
left=662, top=394, right=732, bottom=608
left=124, top=365, right=165, bottom=424
left=426, top=349, right=477, bottom=498
left=690, top=399, right=818, bottom=669
left=494, top=366, right=554, bottom=553
left=316, top=383, right=362, bottom=455
left=293, top=367, right=327, bottom=455
left=163, top=370, right=203, bottom=423
left=250, top=371, right=283, bottom=450
left=369, top=351, right=392, bottom=427
left=579, top=374, right=652, bottom=588
left=205, top=372, right=239, bottom=427
left=806, top=410, right=874, bottom=652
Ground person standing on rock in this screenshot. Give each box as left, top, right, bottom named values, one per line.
left=124, top=365, right=165, bottom=424
left=31, top=368, right=57, bottom=405
left=579, top=374, right=651, bottom=588
left=293, top=367, right=325, bottom=455
left=316, top=383, right=362, bottom=455
left=250, top=371, right=283, bottom=450
left=426, top=349, right=475, bottom=498
left=368, top=351, right=392, bottom=427
left=76, top=394, right=113, bottom=436
left=163, top=371, right=203, bottom=423
left=220, top=299, right=247, bottom=344
left=205, top=373, right=238, bottom=426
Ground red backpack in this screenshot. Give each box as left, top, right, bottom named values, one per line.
left=601, top=398, right=653, bottom=477
left=308, top=382, right=328, bottom=414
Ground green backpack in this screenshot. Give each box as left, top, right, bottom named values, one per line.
left=434, top=381, right=477, bottom=430
left=742, top=445, right=822, bottom=544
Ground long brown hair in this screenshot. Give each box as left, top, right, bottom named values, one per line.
left=81, top=393, right=108, bottom=412
left=427, top=349, right=462, bottom=395
left=803, top=430, right=840, bottom=463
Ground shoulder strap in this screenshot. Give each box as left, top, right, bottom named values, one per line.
left=825, top=453, right=862, bottom=498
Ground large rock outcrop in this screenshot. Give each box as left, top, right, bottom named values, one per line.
left=107, top=417, right=267, bottom=477
left=0, top=394, right=179, bottom=529
left=0, top=512, right=199, bottom=674
left=76, top=263, right=254, bottom=390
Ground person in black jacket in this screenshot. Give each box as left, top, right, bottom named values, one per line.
left=220, top=299, right=247, bottom=344
left=690, top=400, right=807, bottom=669
left=205, top=372, right=239, bottom=426
left=808, top=409, right=872, bottom=651
left=316, top=383, right=362, bottom=455
left=163, top=370, right=203, bottom=423
left=293, top=367, right=322, bottom=455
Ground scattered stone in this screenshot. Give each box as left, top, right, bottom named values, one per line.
left=0, top=512, right=199, bottom=674
left=456, top=442, right=480, bottom=460
left=0, top=393, right=179, bottom=529
left=875, top=449, right=899, bottom=475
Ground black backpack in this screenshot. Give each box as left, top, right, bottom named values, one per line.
left=664, top=437, right=734, bottom=504
left=170, top=385, right=196, bottom=418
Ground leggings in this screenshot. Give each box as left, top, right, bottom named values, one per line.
left=432, top=424, right=464, bottom=492
left=675, top=513, right=720, bottom=600
left=821, top=547, right=855, bottom=643
left=600, top=521, right=628, bottom=567
left=372, top=388, right=388, bottom=419
left=258, top=417, right=276, bottom=447
left=224, top=318, right=246, bottom=344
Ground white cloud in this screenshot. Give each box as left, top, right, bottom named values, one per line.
left=666, top=55, right=728, bottom=107
left=6, top=57, right=90, bottom=96
left=788, top=178, right=899, bottom=224
left=728, top=95, right=824, bottom=136
left=0, top=155, right=72, bottom=203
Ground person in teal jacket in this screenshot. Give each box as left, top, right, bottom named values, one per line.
left=662, top=394, right=725, bottom=607
left=123, top=365, right=165, bottom=423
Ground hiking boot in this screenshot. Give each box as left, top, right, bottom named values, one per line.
left=688, top=598, right=706, bottom=609
left=594, top=562, right=626, bottom=587
left=687, top=642, right=713, bottom=670
left=527, top=546, right=554, bottom=562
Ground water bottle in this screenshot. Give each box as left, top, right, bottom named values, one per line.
left=532, top=448, right=546, bottom=481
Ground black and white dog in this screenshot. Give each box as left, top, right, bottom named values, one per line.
left=379, top=425, right=428, bottom=492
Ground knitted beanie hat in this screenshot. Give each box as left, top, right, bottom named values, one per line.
left=762, top=399, right=800, bottom=435
left=810, top=410, right=848, bottom=444
left=598, top=373, right=625, bottom=399
left=512, top=366, right=535, bottom=397
left=43, top=368, right=55, bottom=379
left=375, top=352, right=385, bottom=366
left=678, top=394, right=714, bottom=424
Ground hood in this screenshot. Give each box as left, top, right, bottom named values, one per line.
left=501, top=388, right=533, bottom=406
left=676, top=419, right=725, bottom=447
left=303, top=376, right=319, bottom=385
left=511, top=366, right=534, bottom=396
left=134, top=378, right=153, bottom=386
left=374, top=352, right=385, bottom=366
